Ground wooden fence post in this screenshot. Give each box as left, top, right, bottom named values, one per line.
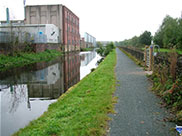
left=144, top=46, right=148, bottom=66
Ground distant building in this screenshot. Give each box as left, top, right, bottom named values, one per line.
left=84, top=32, right=96, bottom=48
left=25, top=4, right=80, bottom=51
left=80, top=37, right=86, bottom=49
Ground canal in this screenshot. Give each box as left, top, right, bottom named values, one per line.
left=0, top=50, right=101, bottom=136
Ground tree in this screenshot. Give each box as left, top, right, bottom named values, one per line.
left=138, top=31, right=152, bottom=46
left=162, top=16, right=178, bottom=48
left=153, top=15, right=180, bottom=49
left=153, top=29, right=164, bottom=48
left=177, top=18, right=182, bottom=49
left=96, top=42, right=103, bottom=47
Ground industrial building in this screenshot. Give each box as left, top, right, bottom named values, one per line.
left=84, top=32, right=96, bottom=48
left=0, top=24, right=60, bottom=43
left=0, top=24, right=61, bottom=53
left=25, top=4, right=80, bottom=51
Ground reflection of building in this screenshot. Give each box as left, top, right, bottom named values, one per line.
left=64, top=52, right=80, bottom=90
left=25, top=4, right=80, bottom=51
left=0, top=58, right=65, bottom=99
left=0, top=51, right=81, bottom=99
left=84, top=32, right=96, bottom=48
left=28, top=77, right=64, bottom=99
left=27, top=61, right=64, bottom=99
left=80, top=51, right=96, bottom=66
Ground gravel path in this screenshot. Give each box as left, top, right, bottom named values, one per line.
left=108, top=48, right=175, bottom=136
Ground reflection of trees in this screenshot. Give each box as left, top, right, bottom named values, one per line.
left=2, top=84, right=30, bottom=113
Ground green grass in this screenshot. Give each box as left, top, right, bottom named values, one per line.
left=13, top=50, right=117, bottom=136
left=0, top=50, right=62, bottom=71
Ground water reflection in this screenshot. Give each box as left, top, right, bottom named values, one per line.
left=80, top=51, right=96, bottom=66
left=0, top=50, right=100, bottom=136
left=64, top=52, right=80, bottom=91
left=80, top=51, right=102, bottom=79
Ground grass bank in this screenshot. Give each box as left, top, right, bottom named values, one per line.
left=13, top=50, right=117, bottom=136
left=0, top=50, right=62, bottom=71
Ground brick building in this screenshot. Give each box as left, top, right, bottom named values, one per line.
left=25, top=4, right=80, bottom=51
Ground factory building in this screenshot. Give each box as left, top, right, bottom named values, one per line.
left=84, top=32, right=96, bottom=48
left=25, top=4, right=80, bottom=51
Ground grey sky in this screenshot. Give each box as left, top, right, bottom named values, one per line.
left=0, top=0, right=181, bottom=41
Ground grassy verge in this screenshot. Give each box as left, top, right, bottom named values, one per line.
left=13, top=50, right=117, bottom=136
left=0, top=50, right=62, bottom=71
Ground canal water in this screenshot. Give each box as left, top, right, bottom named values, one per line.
left=0, top=50, right=101, bottom=136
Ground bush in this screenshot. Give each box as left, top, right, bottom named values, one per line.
left=96, top=42, right=115, bottom=57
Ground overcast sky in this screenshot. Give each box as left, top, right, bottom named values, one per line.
left=0, top=0, right=182, bottom=41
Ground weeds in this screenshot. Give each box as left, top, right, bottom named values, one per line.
left=149, top=49, right=182, bottom=124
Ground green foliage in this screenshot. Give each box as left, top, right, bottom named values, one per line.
left=150, top=63, right=182, bottom=124
left=96, top=42, right=115, bottom=57
left=154, top=15, right=182, bottom=49
left=119, top=14, right=182, bottom=50
left=118, top=31, right=152, bottom=48
left=96, top=41, right=103, bottom=47
left=13, top=50, right=117, bottom=136
left=0, top=50, right=62, bottom=71
left=139, top=31, right=152, bottom=46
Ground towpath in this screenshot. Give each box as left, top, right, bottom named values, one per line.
left=109, top=48, right=175, bottom=136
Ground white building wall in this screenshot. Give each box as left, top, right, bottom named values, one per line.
left=0, top=24, right=60, bottom=43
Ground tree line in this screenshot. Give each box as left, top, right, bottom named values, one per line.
left=116, top=15, right=182, bottom=49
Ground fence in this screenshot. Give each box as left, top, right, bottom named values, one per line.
left=120, top=47, right=144, bottom=61
left=119, top=46, right=182, bottom=77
